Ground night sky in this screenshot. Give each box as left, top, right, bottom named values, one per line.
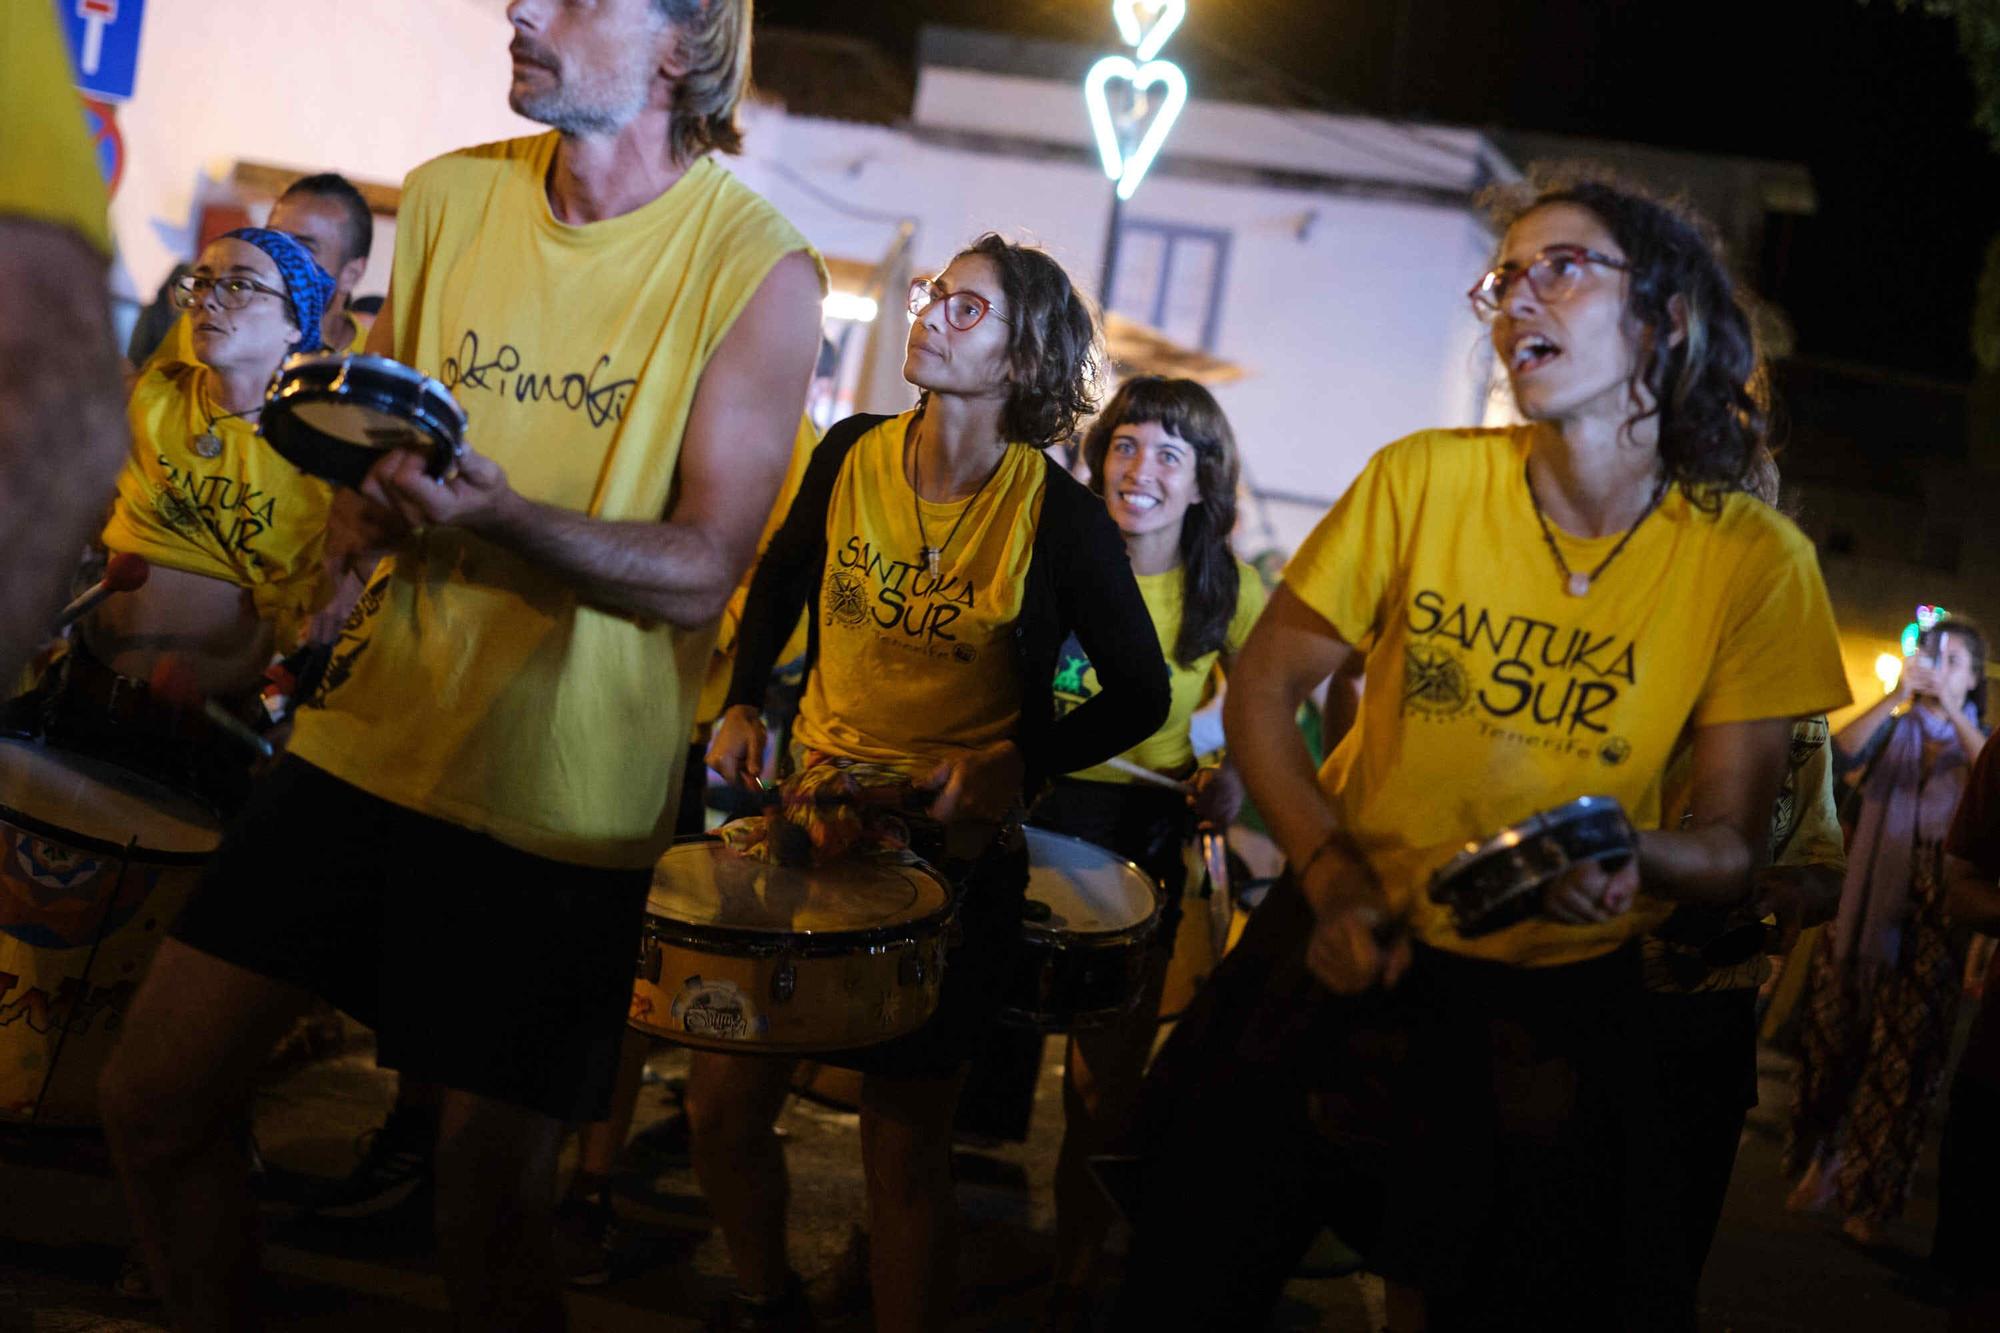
left=758, top=0, right=1999, bottom=385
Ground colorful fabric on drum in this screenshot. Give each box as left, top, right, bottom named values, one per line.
left=221, top=228, right=335, bottom=353
left=1054, top=561, right=1266, bottom=782
left=713, top=757, right=915, bottom=868
left=288, top=136, right=821, bottom=868
left=792, top=413, right=1045, bottom=778
left=1284, top=427, right=1850, bottom=968
left=0, top=1, right=110, bottom=255
left=100, top=362, right=336, bottom=646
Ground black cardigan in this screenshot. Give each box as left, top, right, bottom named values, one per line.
left=725, top=412, right=1171, bottom=798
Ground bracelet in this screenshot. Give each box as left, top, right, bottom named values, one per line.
left=1296, top=831, right=1346, bottom=882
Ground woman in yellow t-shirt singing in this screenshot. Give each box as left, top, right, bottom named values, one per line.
left=696, top=235, right=1169, bottom=1331
left=1114, top=176, right=1851, bottom=1331
left=1029, top=375, right=1264, bottom=1320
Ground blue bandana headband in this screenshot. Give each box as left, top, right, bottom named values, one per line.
left=221, top=227, right=335, bottom=353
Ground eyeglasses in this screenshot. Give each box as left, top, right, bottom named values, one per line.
left=170, top=274, right=287, bottom=312
left=908, top=278, right=1010, bottom=333
left=1467, top=245, right=1630, bottom=321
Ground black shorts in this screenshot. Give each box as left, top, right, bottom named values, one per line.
left=1029, top=776, right=1193, bottom=952
left=819, top=827, right=1029, bottom=1080
left=170, top=758, right=651, bottom=1122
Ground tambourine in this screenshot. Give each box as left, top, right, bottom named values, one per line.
left=1426, top=795, right=1636, bottom=938
left=260, top=352, right=467, bottom=488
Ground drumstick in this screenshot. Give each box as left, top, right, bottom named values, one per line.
left=1102, top=756, right=1191, bottom=793
left=54, top=553, right=150, bottom=629
left=147, top=655, right=275, bottom=759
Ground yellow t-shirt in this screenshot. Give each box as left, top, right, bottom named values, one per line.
left=1287, top=427, right=1852, bottom=967
left=291, top=137, right=819, bottom=868
left=100, top=361, right=335, bottom=644
left=793, top=413, right=1047, bottom=777
left=0, top=0, right=111, bottom=254
left=693, top=414, right=819, bottom=730
left=1056, top=560, right=1266, bottom=781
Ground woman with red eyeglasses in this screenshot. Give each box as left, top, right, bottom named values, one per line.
left=691, top=233, right=1168, bottom=1332
left=1110, top=174, right=1850, bottom=1332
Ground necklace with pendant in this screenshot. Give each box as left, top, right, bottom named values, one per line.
left=910, top=425, right=1005, bottom=578
left=1525, top=460, right=1666, bottom=597
left=196, top=398, right=263, bottom=459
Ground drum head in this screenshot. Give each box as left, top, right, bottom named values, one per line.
left=288, top=399, right=443, bottom=450
left=0, top=739, right=220, bottom=856
left=1024, top=827, right=1157, bottom=935
left=648, top=840, right=950, bottom=940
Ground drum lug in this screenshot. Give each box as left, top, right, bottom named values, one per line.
left=637, top=938, right=663, bottom=985
left=770, top=958, right=797, bottom=1004
left=898, top=949, right=927, bottom=987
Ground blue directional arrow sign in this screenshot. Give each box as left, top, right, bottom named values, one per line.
left=55, top=0, right=146, bottom=103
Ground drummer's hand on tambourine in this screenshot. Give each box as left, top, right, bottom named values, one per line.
left=706, top=705, right=769, bottom=788
left=1188, top=762, right=1245, bottom=830
left=360, top=444, right=513, bottom=534
left=1541, top=854, right=1641, bottom=925
left=923, top=740, right=1025, bottom=824
left=1298, top=837, right=1411, bottom=993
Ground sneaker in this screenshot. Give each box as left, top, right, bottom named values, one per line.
left=301, top=1107, right=434, bottom=1218
left=554, top=1193, right=623, bottom=1289
left=710, top=1273, right=817, bottom=1331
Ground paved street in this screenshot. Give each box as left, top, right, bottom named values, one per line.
left=0, top=1027, right=1961, bottom=1330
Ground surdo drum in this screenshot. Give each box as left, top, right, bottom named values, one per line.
left=261, top=352, right=467, bottom=488
left=630, top=839, right=953, bottom=1054
left=1001, top=828, right=1162, bottom=1032
left=1427, top=794, right=1637, bottom=938
left=0, top=738, right=220, bottom=1124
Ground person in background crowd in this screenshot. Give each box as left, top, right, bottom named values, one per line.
left=1030, top=375, right=1265, bottom=1328
left=1116, top=171, right=1850, bottom=1331
left=1788, top=618, right=1987, bottom=1246
left=0, top=0, right=130, bottom=682
left=698, top=234, right=1168, bottom=1332
left=1934, top=730, right=2000, bottom=1329
left=140, top=173, right=376, bottom=368
left=95, top=2, right=825, bottom=1329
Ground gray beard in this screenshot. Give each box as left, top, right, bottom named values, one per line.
left=510, top=67, right=650, bottom=136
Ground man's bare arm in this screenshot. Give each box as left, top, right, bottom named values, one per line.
left=362, top=251, right=823, bottom=628
left=0, top=220, right=128, bottom=677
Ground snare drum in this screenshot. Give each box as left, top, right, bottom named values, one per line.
left=631, top=840, right=953, bottom=1054
left=0, top=739, right=219, bottom=1124
left=260, top=351, right=467, bottom=487
left=1427, top=795, right=1636, bottom=938
left=1001, top=828, right=1161, bottom=1032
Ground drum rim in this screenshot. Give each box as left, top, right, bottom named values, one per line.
left=1022, top=825, right=1163, bottom=943
left=0, top=797, right=217, bottom=864
left=274, top=351, right=468, bottom=432
left=647, top=840, right=957, bottom=951
left=263, top=384, right=464, bottom=449
left=1427, top=794, right=1630, bottom=892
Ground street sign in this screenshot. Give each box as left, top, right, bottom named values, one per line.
left=56, top=0, right=146, bottom=103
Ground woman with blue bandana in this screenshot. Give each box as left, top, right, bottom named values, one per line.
left=53, top=227, right=341, bottom=805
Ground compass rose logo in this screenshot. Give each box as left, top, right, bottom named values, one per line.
left=1403, top=643, right=1470, bottom=717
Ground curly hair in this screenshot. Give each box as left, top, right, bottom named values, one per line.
left=949, top=234, right=1105, bottom=449
left=652, top=0, right=750, bottom=163
left=1479, top=169, right=1772, bottom=509
left=1081, top=377, right=1242, bottom=667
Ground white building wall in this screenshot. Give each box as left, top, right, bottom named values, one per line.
left=100, top=13, right=1504, bottom=555
left=105, top=0, right=533, bottom=305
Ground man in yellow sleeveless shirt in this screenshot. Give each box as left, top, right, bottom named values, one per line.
left=0, top=0, right=129, bottom=680
left=97, top=3, right=826, bottom=1328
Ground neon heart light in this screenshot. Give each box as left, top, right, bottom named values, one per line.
left=1084, top=56, right=1189, bottom=201
left=1111, top=0, right=1186, bottom=63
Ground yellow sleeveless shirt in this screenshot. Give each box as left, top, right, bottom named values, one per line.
left=290, top=136, right=818, bottom=868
